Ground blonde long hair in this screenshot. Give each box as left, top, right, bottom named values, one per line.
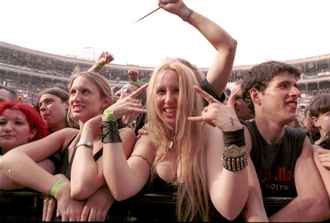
left=147, top=61, right=210, bottom=221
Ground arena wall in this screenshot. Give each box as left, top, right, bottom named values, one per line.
left=0, top=41, right=330, bottom=104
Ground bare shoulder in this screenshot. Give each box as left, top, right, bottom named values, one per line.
left=131, top=135, right=156, bottom=160
left=135, top=135, right=155, bottom=150
left=60, top=127, right=79, bottom=136
left=119, top=127, right=136, bottom=141
left=59, top=127, right=80, bottom=150
left=299, top=136, right=313, bottom=158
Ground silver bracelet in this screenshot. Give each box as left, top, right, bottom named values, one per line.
left=76, top=141, right=93, bottom=150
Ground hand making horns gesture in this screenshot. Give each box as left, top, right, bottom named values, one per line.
left=188, top=86, right=243, bottom=132
left=104, top=83, right=148, bottom=120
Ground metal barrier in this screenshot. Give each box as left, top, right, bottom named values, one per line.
left=0, top=190, right=293, bottom=222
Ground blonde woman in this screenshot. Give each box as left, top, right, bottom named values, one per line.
left=99, top=60, right=250, bottom=222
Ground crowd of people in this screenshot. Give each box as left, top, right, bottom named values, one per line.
left=0, top=0, right=330, bottom=222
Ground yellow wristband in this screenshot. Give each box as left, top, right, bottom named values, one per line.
left=49, top=179, right=65, bottom=199
left=102, top=109, right=116, bottom=122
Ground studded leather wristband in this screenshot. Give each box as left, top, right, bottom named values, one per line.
left=223, top=154, right=248, bottom=172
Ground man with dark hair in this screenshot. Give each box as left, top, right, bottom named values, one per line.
left=241, top=61, right=330, bottom=221
left=0, top=85, right=17, bottom=102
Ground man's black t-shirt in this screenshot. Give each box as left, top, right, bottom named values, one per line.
left=245, top=120, right=306, bottom=198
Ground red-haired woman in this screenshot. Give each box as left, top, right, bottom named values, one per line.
left=0, top=101, right=52, bottom=189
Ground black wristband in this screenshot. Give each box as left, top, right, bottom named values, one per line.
left=223, top=128, right=245, bottom=147
left=102, top=121, right=121, bottom=143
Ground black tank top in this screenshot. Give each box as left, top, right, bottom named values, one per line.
left=137, top=174, right=244, bottom=222
left=245, top=120, right=305, bottom=198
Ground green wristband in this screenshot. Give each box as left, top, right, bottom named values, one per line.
left=102, top=109, right=116, bottom=122
left=49, top=179, right=65, bottom=199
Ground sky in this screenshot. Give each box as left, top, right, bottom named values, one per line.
left=1, top=0, right=330, bottom=68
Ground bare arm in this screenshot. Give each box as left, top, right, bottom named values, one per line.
left=97, top=84, right=149, bottom=200
left=243, top=157, right=268, bottom=222
left=0, top=158, right=55, bottom=190
left=70, top=116, right=136, bottom=200
left=270, top=138, right=330, bottom=221
left=314, top=146, right=330, bottom=199
left=207, top=126, right=249, bottom=221
left=70, top=118, right=103, bottom=200
left=186, top=85, right=249, bottom=220
left=88, top=51, right=114, bottom=73
left=0, top=128, right=84, bottom=221
left=0, top=128, right=76, bottom=193
left=103, top=135, right=154, bottom=201
left=160, top=0, right=237, bottom=95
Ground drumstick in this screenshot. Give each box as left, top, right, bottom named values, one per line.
left=135, top=7, right=161, bottom=23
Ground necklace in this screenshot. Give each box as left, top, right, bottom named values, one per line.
left=166, top=136, right=176, bottom=153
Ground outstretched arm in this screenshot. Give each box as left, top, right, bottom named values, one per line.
left=0, top=128, right=76, bottom=193
left=88, top=51, right=114, bottom=73
left=0, top=158, right=55, bottom=190
left=0, top=128, right=84, bottom=221
left=159, top=0, right=237, bottom=95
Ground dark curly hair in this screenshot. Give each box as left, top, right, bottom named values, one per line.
left=241, top=61, right=301, bottom=114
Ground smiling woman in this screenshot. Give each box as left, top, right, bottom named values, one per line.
left=0, top=101, right=48, bottom=153
left=0, top=101, right=53, bottom=190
